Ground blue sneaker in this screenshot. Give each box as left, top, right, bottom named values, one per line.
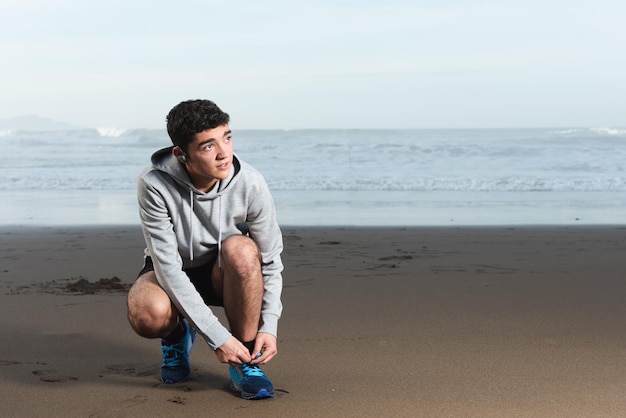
left=160, top=319, right=196, bottom=384
left=229, top=363, right=275, bottom=399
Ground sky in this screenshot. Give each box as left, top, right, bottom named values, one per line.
left=1, top=0, right=625, bottom=129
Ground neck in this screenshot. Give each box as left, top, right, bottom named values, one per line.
left=195, top=178, right=218, bottom=193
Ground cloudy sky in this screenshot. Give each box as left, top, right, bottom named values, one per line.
left=1, top=0, right=625, bottom=129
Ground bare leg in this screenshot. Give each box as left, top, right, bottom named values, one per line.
left=127, top=271, right=180, bottom=339
left=212, top=235, right=263, bottom=343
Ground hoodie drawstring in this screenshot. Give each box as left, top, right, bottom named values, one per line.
left=217, top=195, right=223, bottom=269
left=189, top=188, right=194, bottom=261
left=188, top=188, right=222, bottom=267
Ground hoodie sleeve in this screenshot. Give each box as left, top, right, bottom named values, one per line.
left=245, top=178, right=284, bottom=337
left=137, top=173, right=232, bottom=350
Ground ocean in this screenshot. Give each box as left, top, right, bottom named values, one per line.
left=1, top=127, right=626, bottom=226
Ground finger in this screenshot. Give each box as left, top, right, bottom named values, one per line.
left=258, top=353, right=274, bottom=365
left=250, top=351, right=264, bottom=365
left=252, top=341, right=264, bottom=357
left=239, top=351, right=252, bottom=364
left=255, top=349, right=277, bottom=365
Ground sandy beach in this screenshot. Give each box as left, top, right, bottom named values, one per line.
left=1, top=224, right=626, bottom=417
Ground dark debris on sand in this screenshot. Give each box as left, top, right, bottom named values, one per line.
left=62, top=276, right=130, bottom=295
left=7, top=276, right=131, bottom=295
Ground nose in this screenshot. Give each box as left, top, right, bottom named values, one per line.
left=216, top=141, right=230, bottom=159
left=215, top=144, right=223, bottom=157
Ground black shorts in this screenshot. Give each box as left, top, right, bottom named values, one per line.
left=138, top=256, right=223, bottom=306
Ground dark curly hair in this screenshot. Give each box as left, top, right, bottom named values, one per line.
left=166, top=99, right=230, bottom=151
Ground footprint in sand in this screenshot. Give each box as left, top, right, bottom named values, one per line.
left=283, top=278, right=314, bottom=288
left=378, top=255, right=414, bottom=261
left=101, top=363, right=158, bottom=377
left=32, top=369, right=78, bottom=382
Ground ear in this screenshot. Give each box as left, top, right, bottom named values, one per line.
left=173, top=146, right=187, bottom=163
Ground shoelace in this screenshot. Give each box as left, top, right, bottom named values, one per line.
left=162, top=343, right=185, bottom=367
left=240, top=363, right=265, bottom=377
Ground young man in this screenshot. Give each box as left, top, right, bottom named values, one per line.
left=127, top=99, right=283, bottom=400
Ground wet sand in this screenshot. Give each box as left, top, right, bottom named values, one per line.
left=1, top=225, right=626, bottom=417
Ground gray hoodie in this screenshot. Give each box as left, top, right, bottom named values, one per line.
left=137, top=146, right=283, bottom=350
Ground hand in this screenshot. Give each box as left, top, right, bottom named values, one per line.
left=214, top=336, right=252, bottom=365
left=250, top=332, right=277, bottom=365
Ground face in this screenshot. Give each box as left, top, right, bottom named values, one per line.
left=180, top=124, right=233, bottom=192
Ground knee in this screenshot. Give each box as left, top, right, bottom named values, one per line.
left=127, top=293, right=175, bottom=339
left=221, top=235, right=261, bottom=271
left=128, top=298, right=171, bottom=338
